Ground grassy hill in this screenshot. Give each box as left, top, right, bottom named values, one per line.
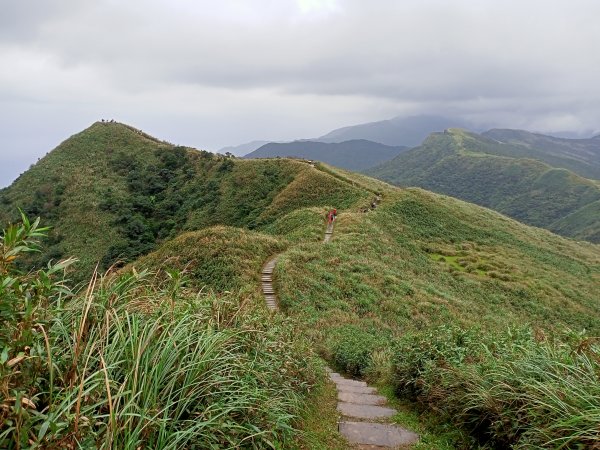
left=549, top=199, right=600, bottom=242
left=366, top=129, right=600, bottom=242
left=245, top=139, right=407, bottom=171
left=0, top=122, right=370, bottom=280
left=2, top=123, right=600, bottom=448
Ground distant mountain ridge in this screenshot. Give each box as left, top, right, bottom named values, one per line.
left=218, top=140, right=274, bottom=157
left=318, top=114, right=484, bottom=147
left=482, top=129, right=600, bottom=179
left=367, top=128, right=600, bottom=243
left=245, top=139, right=407, bottom=171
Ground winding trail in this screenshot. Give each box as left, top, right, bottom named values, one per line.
left=261, top=216, right=419, bottom=449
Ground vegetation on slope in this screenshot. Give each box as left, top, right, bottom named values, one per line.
left=0, top=215, right=318, bottom=449
left=273, top=186, right=600, bottom=447
left=4, top=122, right=600, bottom=448
left=549, top=199, right=600, bottom=243
left=482, top=128, right=600, bottom=179
left=366, top=129, right=600, bottom=242
left=0, top=122, right=370, bottom=280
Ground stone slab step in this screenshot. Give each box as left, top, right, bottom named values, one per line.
left=338, top=392, right=387, bottom=406
left=337, top=384, right=377, bottom=395
left=339, top=421, right=419, bottom=447
left=337, top=402, right=396, bottom=419
left=330, top=377, right=367, bottom=387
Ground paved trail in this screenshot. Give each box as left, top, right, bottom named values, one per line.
left=261, top=216, right=418, bottom=449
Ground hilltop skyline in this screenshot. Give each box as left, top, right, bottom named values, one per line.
left=2, top=0, right=600, bottom=186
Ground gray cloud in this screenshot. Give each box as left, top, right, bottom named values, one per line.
left=2, top=0, right=600, bottom=186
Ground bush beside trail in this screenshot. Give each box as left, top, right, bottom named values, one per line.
left=392, top=325, right=600, bottom=448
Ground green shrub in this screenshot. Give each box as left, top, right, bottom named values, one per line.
left=328, top=325, right=383, bottom=376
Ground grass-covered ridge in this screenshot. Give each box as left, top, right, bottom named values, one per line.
left=366, top=129, right=600, bottom=243
left=0, top=122, right=370, bottom=280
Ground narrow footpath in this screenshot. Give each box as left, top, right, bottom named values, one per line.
left=260, top=217, right=419, bottom=449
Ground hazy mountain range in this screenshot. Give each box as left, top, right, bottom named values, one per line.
left=244, top=139, right=408, bottom=171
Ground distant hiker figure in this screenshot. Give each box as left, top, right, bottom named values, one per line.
left=326, top=209, right=336, bottom=225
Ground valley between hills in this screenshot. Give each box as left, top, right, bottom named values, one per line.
left=1, top=122, right=600, bottom=449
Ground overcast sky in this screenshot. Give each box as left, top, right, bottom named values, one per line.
left=2, top=0, right=600, bottom=186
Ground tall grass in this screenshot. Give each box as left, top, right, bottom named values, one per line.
left=1, top=217, right=316, bottom=449
left=392, top=325, right=600, bottom=448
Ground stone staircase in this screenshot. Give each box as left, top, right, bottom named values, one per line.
left=328, top=369, right=419, bottom=449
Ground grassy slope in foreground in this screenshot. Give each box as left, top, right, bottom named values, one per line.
left=274, top=182, right=600, bottom=447
left=1, top=166, right=371, bottom=448
left=366, top=129, right=600, bottom=242
left=0, top=217, right=324, bottom=449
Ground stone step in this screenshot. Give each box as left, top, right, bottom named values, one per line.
left=339, top=422, right=419, bottom=448
left=337, top=384, right=377, bottom=395
left=330, top=377, right=367, bottom=387
left=337, top=402, right=396, bottom=419
left=338, top=392, right=387, bottom=406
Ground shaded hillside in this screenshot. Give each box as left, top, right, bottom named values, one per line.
left=483, top=128, right=600, bottom=179
left=245, top=139, right=406, bottom=171
left=367, top=129, right=600, bottom=242
left=550, top=199, right=600, bottom=243
left=0, top=122, right=370, bottom=279
left=318, top=114, right=481, bottom=147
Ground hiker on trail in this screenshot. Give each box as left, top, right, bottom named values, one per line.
left=332, top=208, right=337, bottom=222
left=326, top=209, right=336, bottom=224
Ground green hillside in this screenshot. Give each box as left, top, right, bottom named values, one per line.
left=550, top=199, right=600, bottom=242
left=0, top=121, right=369, bottom=280
left=366, top=129, right=600, bottom=242
left=3, top=124, right=600, bottom=449
left=483, top=129, right=600, bottom=179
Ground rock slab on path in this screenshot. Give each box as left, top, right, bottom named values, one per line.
left=337, top=402, right=397, bottom=419
left=339, top=422, right=419, bottom=448
left=329, top=371, right=419, bottom=448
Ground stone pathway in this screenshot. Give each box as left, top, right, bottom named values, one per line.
left=324, top=221, right=334, bottom=242
left=261, top=216, right=419, bottom=448
left=328, top=369, right=419, bottom=449
left=261, top=256, right=278, bottom=311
